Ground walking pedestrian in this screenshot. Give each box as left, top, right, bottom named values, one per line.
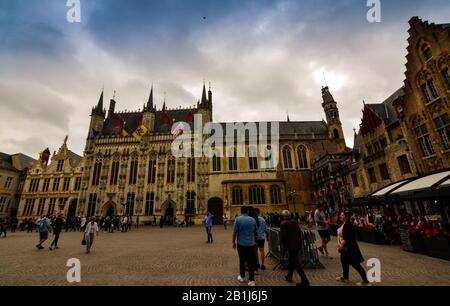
left=280, top=210, right=310, bottom=286
left=315, top=204, right=331, bottom=258
left=336, top=211, right=369, bottom=285
left=36, top=215, right=51, bottom=250
left=223, top=214, right=228, bottom=230
left=0, top=218, right=6, bottom=238
left=11, top=217, right=18, bottom=233
left=50, top=214, right=64, bottom=250
left=84, top=217, right=99, bottom=254
left=204, top=212, right=214, bottom=243
left=255, top=208, right=267, bottom=270
left=232, top=206, right=258, bottom=286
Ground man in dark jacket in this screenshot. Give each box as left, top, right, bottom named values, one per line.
left=280, top=210, right=310, bottom=286
left=50, top=214, right=64, bottom=250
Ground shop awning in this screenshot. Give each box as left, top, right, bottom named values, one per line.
left=370, top=180, right=409, bottom=197
left=390, top=170, right=450, bottom=196
left=350, top=169, right=450, bottom=205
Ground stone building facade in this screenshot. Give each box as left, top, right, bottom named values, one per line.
left=17, top=137, right=83, bottom=219
left=0, top=153, right=35, bottom=218
left=395, top=17, right=450, bottom=173
left=76, top=84, right=346, bottom=223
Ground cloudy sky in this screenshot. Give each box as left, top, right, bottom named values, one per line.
left=1, top=0, right=449, bottom=158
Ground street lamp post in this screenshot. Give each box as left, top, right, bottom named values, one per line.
left=288, top=191, right=297, bottom=216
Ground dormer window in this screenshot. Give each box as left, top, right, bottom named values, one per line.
left=422, top=45, right=432, bottom=61
left=56, top=160, right=64, bottom=172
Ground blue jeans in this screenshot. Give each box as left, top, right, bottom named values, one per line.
left=206, top=226, right=213, bottom=243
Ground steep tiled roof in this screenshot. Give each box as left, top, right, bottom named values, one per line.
left=68, top=151, right=82, bottom=163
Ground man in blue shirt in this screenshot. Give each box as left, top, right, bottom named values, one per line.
left=204, top=212, right=214, bottom=243
left=233, top=206, right=257, bottom=286
left=255, top=208, right=267, bottom=270
left=36, top=215, right=51, bottom=250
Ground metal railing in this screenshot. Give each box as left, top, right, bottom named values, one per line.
left=267, top=227, right=323, bottom=270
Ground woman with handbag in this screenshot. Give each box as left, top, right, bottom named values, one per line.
left=84, top=217, right=99, bottom=254
left=336, top=211, right=369, bottom=286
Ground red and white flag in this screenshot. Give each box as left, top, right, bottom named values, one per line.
left=171, top=122, right=185, bottom=137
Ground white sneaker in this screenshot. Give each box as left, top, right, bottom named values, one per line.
left=248, top=281, right=256, bottom=286
left=237, top=276, right=245, bottom=283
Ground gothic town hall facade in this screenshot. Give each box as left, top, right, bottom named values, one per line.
left=19, top=84, right=347, bottom=224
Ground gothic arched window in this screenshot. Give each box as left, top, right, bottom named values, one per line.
left=282, top=146, right=293, bottom=169
left=297, top=145, right=309, bottom=169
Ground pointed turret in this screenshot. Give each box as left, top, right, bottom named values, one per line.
left=145, top=86, right=155, bottom=112
left=91, top=90, right=106, bottom=117
left=201, top=82, right=208, bottom=105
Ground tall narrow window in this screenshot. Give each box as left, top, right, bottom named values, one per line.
left=145, top=192, right=154, bottom=216
left=5, top=177, right=13, bottom=189
left=43, top=178, right=50, bottom=192
left=232, top=186, right=243, bottom=205
left=423, top=46, right=432, bottom=61
left=228, top=149, right=237, bottom=171
left=52, top=178, right=60, bottom=192
left=48, top=198, right=56, bottom=215
left=297, top=145, right=309, bottom=169
left=110, top=161, right=120, bottom=185
left=270, top=185, right=281, bottom=204
left=167, top=157, right=175, bottom=183
left=212, top=154, right=221, bottom=172
left=87, top=194, right=97, bottom=217
left=62, top=177, right=70, bottom=191
left=282, top=146, right=293, bottom=169
left=249, top=186, right=265, bottom=204
left=397, top=155, right=412, bottom=175
left=351, top=173, right=359, bottom=187
left=129, top=158, right=138, bottom=185
left=421, top=84, right=432, bottom=103
left=126, top=192, right=135, bottom=215
left=186, top=191, right=196, bottom=214
left=57, top=160, right=64, bottom=172
left=263, top=146, right=274, bottom=169
left=427, top=79, right=440, bottom=99
left=37, top=198, right=46, bottom=216
left=74, top=177, right=82, bottom=191
left=92, top=162, right=102, bottom=186
left=442, top=68, right=450, bottom=88
left=148, top=159, right=157, bottom=184
left=379, top=163, right=390, bottom=181
left=23, top=199, right=36, bottom=216
left=434, top=113, right=450, bottom=151
left=414, top=124, right=435, bottom=157
left=368, top=168, right=377, bottom=183
left=248, top=147, right=258, bottom=170
left=187, top=158, right=195, bottom=182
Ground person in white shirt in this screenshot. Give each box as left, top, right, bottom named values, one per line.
left=84, top=217, right=99, bottom=254
left=80, top=216, right=87, bottom=231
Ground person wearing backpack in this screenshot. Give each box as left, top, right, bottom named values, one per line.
left=36, top=215, right=51, bottom=250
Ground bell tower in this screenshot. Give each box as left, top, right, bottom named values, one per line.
left=321, top=86, right=346, bottom=147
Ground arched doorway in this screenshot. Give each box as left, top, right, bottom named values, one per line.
left=67, top=199, right=78, bottom=219
left=207, top=197, right=223, bottom=225
left=102, top=201, right=116, bottom=218
left=161, top=200, right=176, bottom=225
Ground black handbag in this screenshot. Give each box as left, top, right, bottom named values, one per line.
left=81, top=235, right=86, bottom=246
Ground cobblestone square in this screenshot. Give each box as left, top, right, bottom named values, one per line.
left=1, top=226, right=449, bottom=286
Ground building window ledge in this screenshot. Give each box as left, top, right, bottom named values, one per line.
left=425, top=96, right=441, bottom=106
left=422, top=154, right=437, bottom=160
